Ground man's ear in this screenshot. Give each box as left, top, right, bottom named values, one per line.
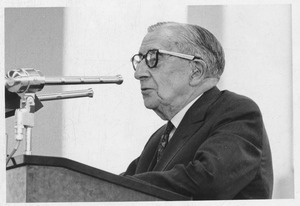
left=189, top=61, right=206, bottom=86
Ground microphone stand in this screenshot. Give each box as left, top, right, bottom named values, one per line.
left=5, top=68, right=123, bottom=164
left=15, top=89, right=94, bottom=156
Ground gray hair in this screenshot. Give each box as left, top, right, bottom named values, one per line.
left=148, top=22, right=225, bottom=79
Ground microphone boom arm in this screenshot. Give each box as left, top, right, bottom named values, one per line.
left=5, top=68, right=123, bottom=94
left=38, top=88, right=94, bottom=102
left=45, top=75, right=123, bottom=85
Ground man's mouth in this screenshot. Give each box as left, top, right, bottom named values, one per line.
left=141, top=88, right=154, bottom=94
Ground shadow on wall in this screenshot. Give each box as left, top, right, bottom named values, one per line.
left=5, top=8, right=65, bottom=157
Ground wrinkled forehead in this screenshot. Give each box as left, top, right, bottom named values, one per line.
left=139, top=28, right=175, bottom=54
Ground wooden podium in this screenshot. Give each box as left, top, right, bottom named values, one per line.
left=6, top=155, right=190, bottom=202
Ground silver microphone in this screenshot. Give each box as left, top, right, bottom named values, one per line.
left=5, top=68, right=123, bottom=94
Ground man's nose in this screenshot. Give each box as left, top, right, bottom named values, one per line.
left=134, top=61, right=150, bottom=80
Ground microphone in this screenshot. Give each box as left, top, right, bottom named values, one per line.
left=5, top=68, right=123, bottom=94
left=5, top=68, right=123, bottom=157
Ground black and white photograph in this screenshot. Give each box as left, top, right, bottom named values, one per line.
left=1, top=0, right=299, bottom=205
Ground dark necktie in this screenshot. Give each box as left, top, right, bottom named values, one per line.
left=157, top=121, right=174, bottom=162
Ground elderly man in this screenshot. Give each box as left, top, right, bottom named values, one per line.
left=123, top=22, right=273, bottom=200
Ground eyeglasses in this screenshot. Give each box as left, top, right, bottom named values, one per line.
left=130, top=49, right=205, bottom=71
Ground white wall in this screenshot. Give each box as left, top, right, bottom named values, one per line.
left=4, top=1, right=295, bottom=200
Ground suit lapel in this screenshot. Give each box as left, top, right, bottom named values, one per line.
left=135, top=126, right=164, bottom=173
left=153, top=87, right=222, bottom=171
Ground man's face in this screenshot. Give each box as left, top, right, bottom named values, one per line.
left=134, top=29, right=192, bottom=118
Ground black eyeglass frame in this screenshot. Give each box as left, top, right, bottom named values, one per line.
left=131, top=49, right=206, bottom=71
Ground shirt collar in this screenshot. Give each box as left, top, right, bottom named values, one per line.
left=170, top=94, right=202, bottom=129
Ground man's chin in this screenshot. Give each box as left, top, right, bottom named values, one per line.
left=143, top=100, right=168, bottom=120
left=143, top=100, right=158, bottom=110
left=144, top=103, right=156, bottom=110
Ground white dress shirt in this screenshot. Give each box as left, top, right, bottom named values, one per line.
left=168, top=94, right=202, bottom=140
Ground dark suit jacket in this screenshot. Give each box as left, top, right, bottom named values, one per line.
left=124, top=87, right=273, bottom=200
